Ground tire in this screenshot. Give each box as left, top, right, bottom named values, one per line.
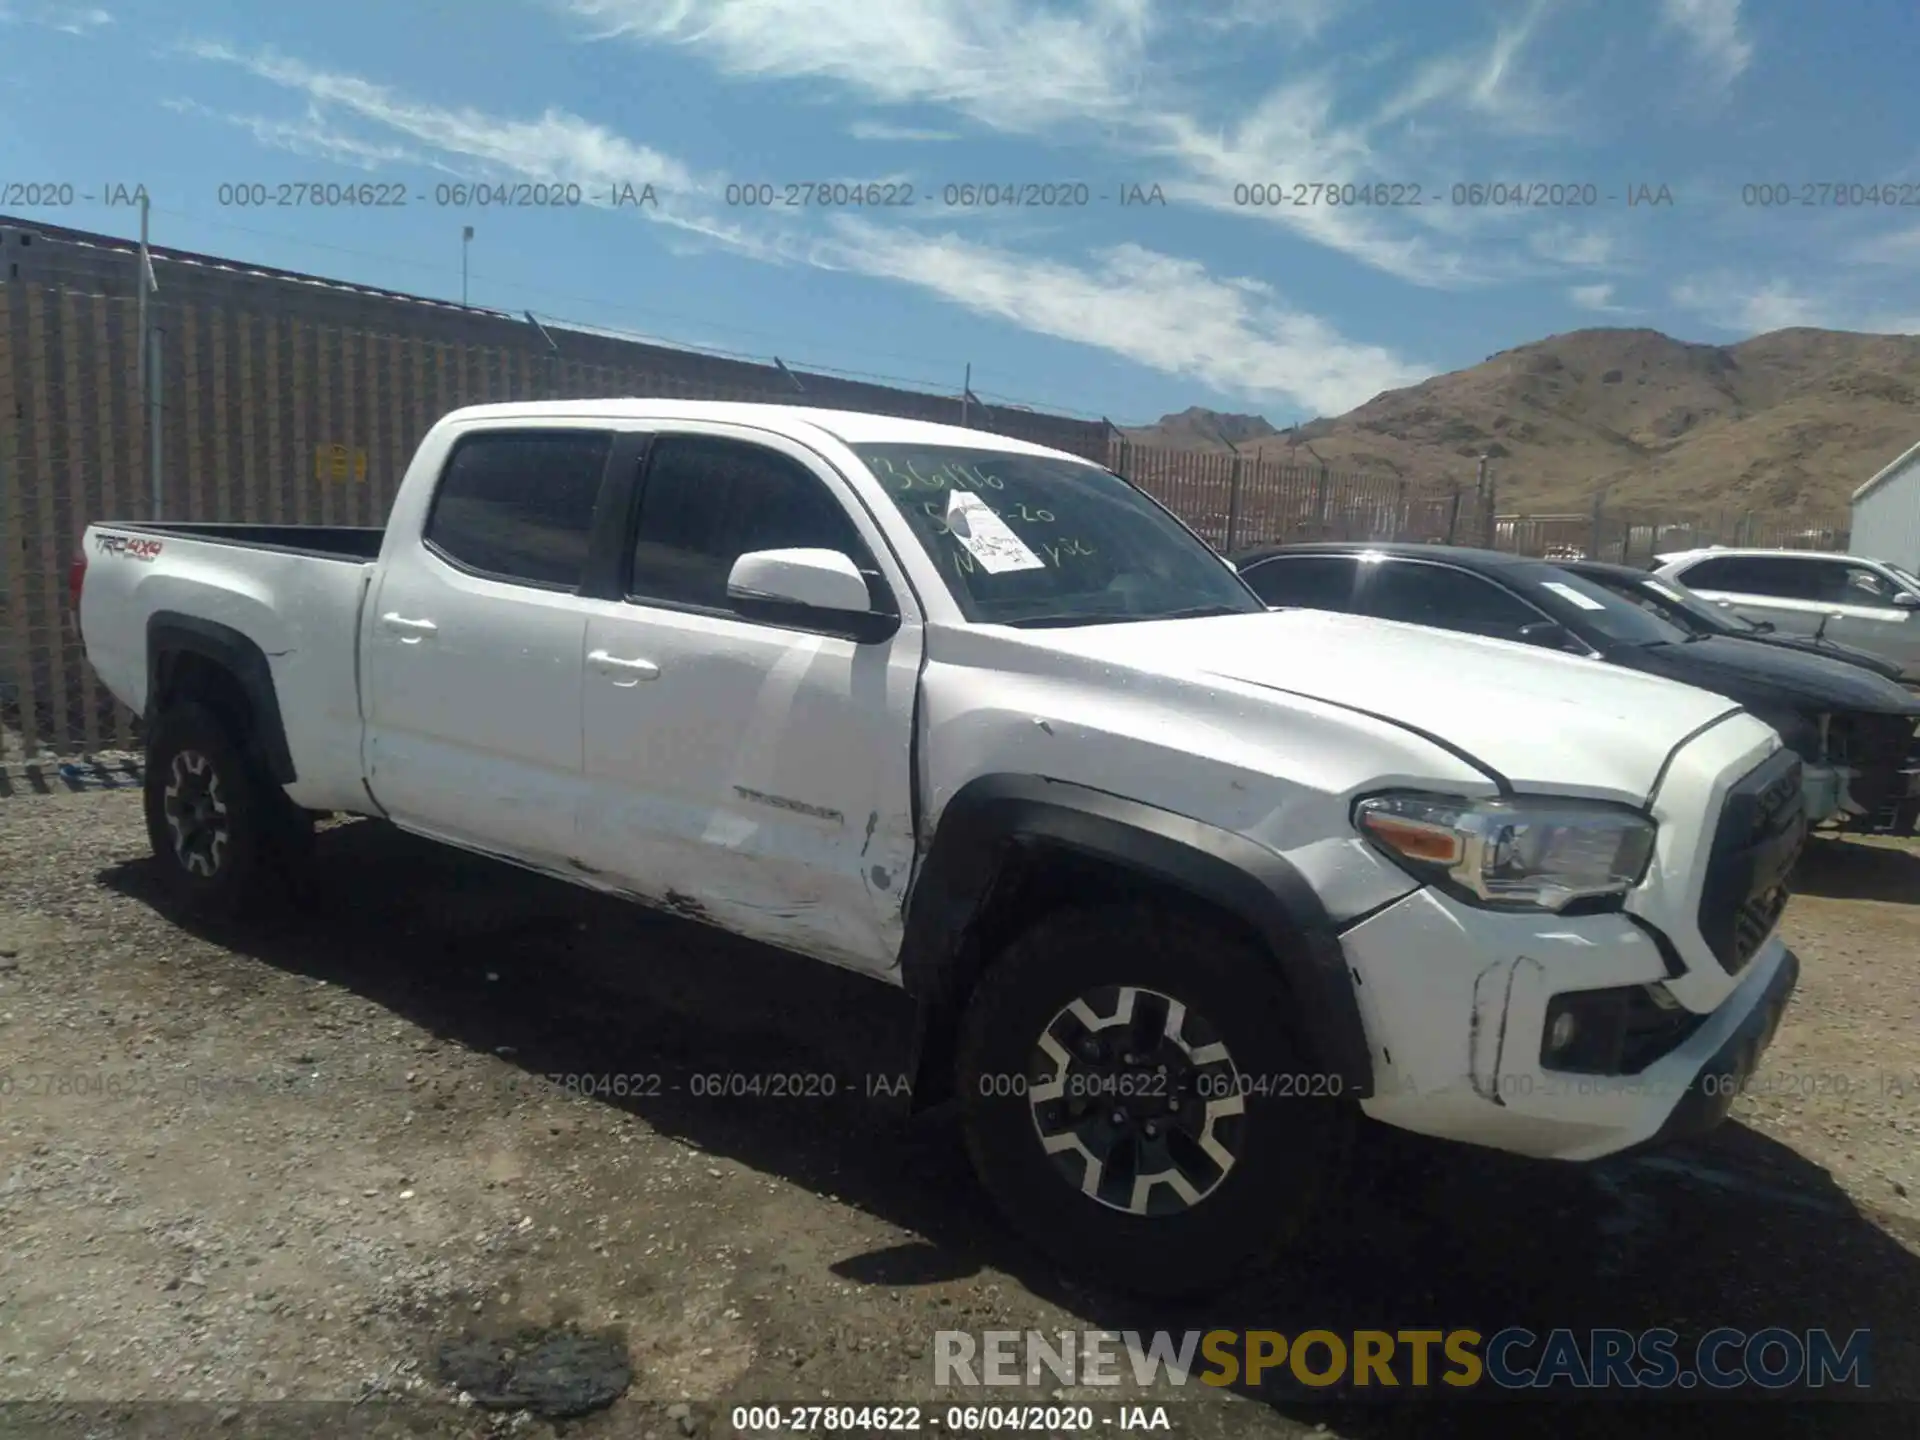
left=956, top=903, right=1353, bottom=1298
left=142, top=701, right=302, bottom=917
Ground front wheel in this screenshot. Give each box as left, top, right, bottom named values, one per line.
left=142, top=701, right=301, bottom=916
left=956, top=904, right=1353, bottom=1297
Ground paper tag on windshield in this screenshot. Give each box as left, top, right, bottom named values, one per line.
left=1540, top=579, right=1606, bottom=611
left=946, top=490, right=1046, bottom=573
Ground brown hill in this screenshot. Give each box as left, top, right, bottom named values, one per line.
left=1122, top=327, right=1920, bottom=517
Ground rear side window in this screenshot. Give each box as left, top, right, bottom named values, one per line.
left=1679, top=555, right=1823, bottom=598
left=424, top=430, right=613, bottom=588
left=1239, top=555, right=1362, bottom=611
left=627, top=435, right=876, bottom=612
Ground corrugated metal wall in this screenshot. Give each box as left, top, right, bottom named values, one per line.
left=1851, top=456, right=1920, bottom=574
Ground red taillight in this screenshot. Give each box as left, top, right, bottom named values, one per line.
left=68, top=549, right=86, bottom=611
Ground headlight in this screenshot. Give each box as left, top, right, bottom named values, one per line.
left=1353, top=792, right=1657, bottom=911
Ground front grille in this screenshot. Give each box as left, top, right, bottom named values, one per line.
left=1697, top=748, right=1806, bottom=976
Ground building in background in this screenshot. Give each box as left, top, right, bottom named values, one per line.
left=1850, top=439, right=1920, bottom=572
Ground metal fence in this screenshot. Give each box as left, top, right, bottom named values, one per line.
left=0, top=249, right=1854, bottom=770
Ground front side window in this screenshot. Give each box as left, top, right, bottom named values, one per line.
left=849, top=444, right=1261, bottom=626
left=1830, top=563, right=1904, bottom=605
left=627, top=434, right=879, bottom=613
left=424, top=430, right=612, bottom=588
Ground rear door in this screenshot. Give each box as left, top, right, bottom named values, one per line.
left=572, top=425, right=924, bottom=975
left=1670, top=554, right=1829, bottom=633
left=360, top=427, right=615, bottom=866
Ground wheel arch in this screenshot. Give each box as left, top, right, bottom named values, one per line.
left=145, top=612, right=297, bottom=784
left=898, top=774, right=1375, bottom=1110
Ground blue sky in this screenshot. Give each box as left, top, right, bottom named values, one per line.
left=3, top=0, right=1918, bottom=427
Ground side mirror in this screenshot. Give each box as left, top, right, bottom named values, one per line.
left=1893, top=592, right=1920, bottom=610
left=726, top=548, right=898, bottom=641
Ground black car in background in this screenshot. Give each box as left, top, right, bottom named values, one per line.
left=1557, top=558, right=1906, bottom=682
left=1233, top=541, right=1920, bottom=835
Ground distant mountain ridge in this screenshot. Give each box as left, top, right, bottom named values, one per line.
left=1120, top=327, right=1920, bottom=514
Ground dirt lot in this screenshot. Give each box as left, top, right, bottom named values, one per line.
left=1, top=779, right=1917, bottom=1438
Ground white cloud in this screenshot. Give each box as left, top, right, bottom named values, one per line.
left=815, top=219, right=1430, bottom=411
left=1847, top=223, right=1920, bottom=266
left=1372, top=0, right=1562, bottom=134
left=1531, top=224, right=1617, bottom=268
left=3, top=4, right=112, bottom=32
left=1568, top=283, right=1627, bottom=313
left=847, top=120, right=962, bottom=142
left=180, top=41, right=1429, bottom=409
left=163, top=97, right=427, bottom=171
left=559, top=0, right=1156, bottom=134
left=182, top=40, right=704, bottom=195
left=556, top=0, right=1557, bottom=288
left=1658, top=0, right=1752, bottom=91
left=1671, top=274, right=1832, bottom=333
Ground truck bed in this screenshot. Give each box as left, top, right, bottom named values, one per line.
left=80, top=519, right=380, bottom=811
left=103, top=522, right=385, bottom=562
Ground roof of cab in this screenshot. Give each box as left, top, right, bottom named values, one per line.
left=438, top=399, right=1100, bottom=462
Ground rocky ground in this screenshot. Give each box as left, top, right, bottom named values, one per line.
left=1, top=783, right=1917, bottom=1438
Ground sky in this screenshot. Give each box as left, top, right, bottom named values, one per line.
left=2, top=0, right=1918, bottom=428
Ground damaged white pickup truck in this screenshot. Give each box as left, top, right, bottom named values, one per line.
left=76, top=401, right=1803, bottom=1295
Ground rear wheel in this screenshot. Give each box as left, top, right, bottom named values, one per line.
left=143, top=701, right=305, bottom=916
left=956, top=903, right=1352, bottom=1297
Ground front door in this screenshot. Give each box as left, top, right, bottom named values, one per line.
left=573, top=427, right=923, bottom=975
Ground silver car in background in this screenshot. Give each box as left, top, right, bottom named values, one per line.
left=1653, top=547, right=1920, bottom=685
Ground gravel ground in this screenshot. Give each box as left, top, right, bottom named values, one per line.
left=1, top=785, right=1917, bottom=1438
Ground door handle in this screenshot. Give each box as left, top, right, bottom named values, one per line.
left=588, top=649, right=660, bottom=681
left=380, top=612, right=438, bottom=642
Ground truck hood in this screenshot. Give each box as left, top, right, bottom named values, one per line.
left=1026, top=609, right=1748, bottom=801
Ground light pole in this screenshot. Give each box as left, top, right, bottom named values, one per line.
left=461, top=225, right=474, bottom=306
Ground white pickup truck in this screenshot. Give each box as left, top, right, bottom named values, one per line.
left=77, top=401, right=1803, bottom=1295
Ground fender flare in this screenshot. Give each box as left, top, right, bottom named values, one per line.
left=898, top=774, right=1375, bottom=1102
left=146, top=612, right=297, bottom=784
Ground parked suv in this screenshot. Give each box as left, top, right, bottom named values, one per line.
left=1652, top=547, right=1920, bottom=684
left=1557, top=558, right=1904, bottom=681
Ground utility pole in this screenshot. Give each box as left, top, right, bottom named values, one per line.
left=461, top=226, right=474, bottom=306
left=960, top=363, right=971, bottom=427
left=136, top=194, right=161, bottom=518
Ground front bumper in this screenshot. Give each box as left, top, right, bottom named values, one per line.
left=1631, top=944, right=1800, bottom=1151
left=1343, top=886, right=1799, bottom=1161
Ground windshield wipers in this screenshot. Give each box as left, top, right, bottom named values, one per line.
left=998, top=613, right=1138, bottom=629
left=998, top=604, right=1249, bottom=629
left=1153, top=604, right=1253, bottom=621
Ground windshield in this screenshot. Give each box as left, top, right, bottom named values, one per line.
left=850, top=444, right=1264, bottom=626
left=1517, top=563, right=1692, bottom=646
